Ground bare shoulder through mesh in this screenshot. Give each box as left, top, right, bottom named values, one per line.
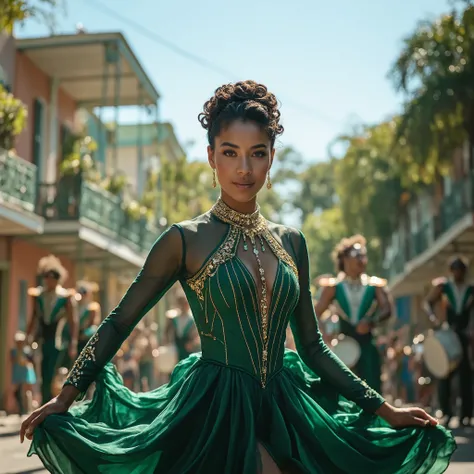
left=178, top=213, right=235, bottom=279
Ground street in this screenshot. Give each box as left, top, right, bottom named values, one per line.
left=0, top=416, right=473, bottom=473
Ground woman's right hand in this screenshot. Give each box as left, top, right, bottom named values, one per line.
left=20, top=398, right=68, bottom=443
left=20, top=385, right=79, bottom=443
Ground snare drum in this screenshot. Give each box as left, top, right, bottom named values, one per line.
left=330, top=334, right=361, bottom=369
left=422, top=327, right=462, bottom=379
left=156, top=344, right=178, bottom=374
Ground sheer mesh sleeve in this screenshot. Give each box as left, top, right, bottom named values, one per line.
left=289, top=231, right=385, bottom=413
left=64, top=225, right=185, bottom=398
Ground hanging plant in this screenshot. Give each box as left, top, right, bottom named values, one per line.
left=0, top=85, right=27, bottom=152
left=101, top=173, right=128, bottom=196
left=123, top=199, right=148, bottom=222
left=59, top=135, right=101, bottom=183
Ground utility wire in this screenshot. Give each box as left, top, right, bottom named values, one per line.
left=88, top=0, right=346, bottom=126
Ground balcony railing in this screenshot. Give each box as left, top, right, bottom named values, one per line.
left=384, top=172, right=474, bottom=281
left=0, top=149, right=37, bottom=212
left=37, top=178, right=159, bottom=255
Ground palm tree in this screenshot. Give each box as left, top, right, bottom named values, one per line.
left=389, top=3, right=474, bottom=174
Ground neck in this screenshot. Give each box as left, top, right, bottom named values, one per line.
left=344, top=272, right=362, bottom=281
left=220, top=191, right=257, bottom=214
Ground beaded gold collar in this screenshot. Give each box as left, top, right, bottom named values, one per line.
left=210, top=198, right=267, bottom=237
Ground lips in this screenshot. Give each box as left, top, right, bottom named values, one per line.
left=233, top=182, right=255, bottom=188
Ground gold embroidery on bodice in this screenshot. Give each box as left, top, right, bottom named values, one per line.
left=186, top=199, right=298, bottom=387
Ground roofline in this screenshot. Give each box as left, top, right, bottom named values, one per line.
left=16, top=32, right=160, bottom=102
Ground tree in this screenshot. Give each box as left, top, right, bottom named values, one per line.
left=302, top=207, right=346, bottom=281
left=295, top=159, right=337, bottom=222
left=258, top=146, right=305, bottom=222
left=332, top=120, right=410, bottom=271
left=0, top=0, right=63, bottom=34
left=156, top=157, right=218, bottom=225
left=390, top=2, right=474, bottom=176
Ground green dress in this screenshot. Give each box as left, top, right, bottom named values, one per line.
left=28, top=201, right=455, bottom=473
left=331, top=275, right=388, bottom=393
left=31, top=287, right=71, bottom=402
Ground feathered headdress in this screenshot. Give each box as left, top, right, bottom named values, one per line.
left=37, top=255, right=68, bottom=284
left=76, top=280, right=100, bottom=294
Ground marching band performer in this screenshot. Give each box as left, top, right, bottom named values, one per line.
left=74, top=281, right=101, bottom=354
left=26, top=255, right=78, bottom=403
left=314, top=235, right=392, bottom=393
left=423, top=256, right=473, bottom=427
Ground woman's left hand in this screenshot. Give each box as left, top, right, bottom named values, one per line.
left=376, top=403, right=438, bottom=428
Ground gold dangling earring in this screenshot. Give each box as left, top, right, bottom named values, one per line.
left=212, top=169, right=217, bottom=188
left=266, top=172, right=272, bottom=189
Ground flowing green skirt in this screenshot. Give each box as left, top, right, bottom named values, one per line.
left=28, top=351, right=456, bottom=473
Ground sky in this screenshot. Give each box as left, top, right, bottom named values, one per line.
left=17, top=0, right=453, bottom=163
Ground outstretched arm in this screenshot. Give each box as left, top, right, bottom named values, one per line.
left=63, top=225, right=185, bottom=399
left=289, top=231, right=385, bottom=413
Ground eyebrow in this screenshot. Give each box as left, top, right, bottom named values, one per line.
left=220, top=142, right=267, bottom=149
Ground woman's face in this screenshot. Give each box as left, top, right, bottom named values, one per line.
left=42, top=272, right=59, bottom=291
left=208, top=120, right=274, bottom=209
left=343, top=245, right=368, bottom=275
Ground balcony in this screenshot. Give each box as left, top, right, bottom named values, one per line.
left=384, top=173, right=474, bottom=296
left=0, top=149, right=44, bottom=234
left=32, top=178, right=159, bottom=271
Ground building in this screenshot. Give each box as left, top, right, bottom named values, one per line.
left=383, top=146, right=472, bottom=330
left=91, top=121, right=186, bottom=196
left=0, top=31, right=164, bottom=410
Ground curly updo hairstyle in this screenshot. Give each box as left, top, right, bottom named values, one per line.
left=332, top=235, right=367, bottom=273
left=198, top=80, right=284, bottom=147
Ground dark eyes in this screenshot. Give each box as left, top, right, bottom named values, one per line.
left=222, top=149, right=267, bottom=158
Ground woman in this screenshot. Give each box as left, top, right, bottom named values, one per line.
left=21, top=81, right=455, bottom=473
left=11, top=331, right=36, bottom=415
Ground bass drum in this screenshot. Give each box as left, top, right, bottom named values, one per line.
left=330, top=334, right=361, bottom=369
left=422, top=327, right=463, bottom=379
left=156, top=344, right=178, bottom=374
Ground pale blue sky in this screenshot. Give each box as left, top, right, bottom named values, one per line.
left=18, top=0, right=452, bottom=162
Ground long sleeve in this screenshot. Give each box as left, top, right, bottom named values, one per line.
left=289, top=231, right=385, bottom=413
left=64, top=225, right=185, bottom=398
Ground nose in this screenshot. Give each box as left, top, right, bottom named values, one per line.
left=236, top=155, right=252, bottom=175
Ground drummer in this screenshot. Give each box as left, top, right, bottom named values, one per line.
left=314, top=235, right=392, bottom=394
left=423, top=256, right=473, bottom=427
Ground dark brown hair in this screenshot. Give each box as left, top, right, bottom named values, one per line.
left=198, top=80, right=283, bottom=147
left=332, top=235, right=367, bottom=272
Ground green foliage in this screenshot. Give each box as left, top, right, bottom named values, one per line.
left=390, top=2, right=474, bottom=176
left=302, top=207, right=346, bottom=281
left=296, top=159, right=337, bottom=223
left=59, top=135, right=101, bottom=183
left=0, top=85, right=27, bottom=151
left=101, top=173, right=129, bottom=196
left=0, top=0, right=63, bottom=34
left=157, top=157, right=218, bottom=225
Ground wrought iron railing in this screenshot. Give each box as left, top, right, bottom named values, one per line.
left=384, top=173, right=474, bottom=283
left=37, top=178, right=159, bottom=254
left=0, top=149, right=37, bottom=212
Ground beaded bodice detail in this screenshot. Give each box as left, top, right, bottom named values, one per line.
left=186, top=199, right=298, bottom=387
left=64, top=203, right=385, bottom=411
